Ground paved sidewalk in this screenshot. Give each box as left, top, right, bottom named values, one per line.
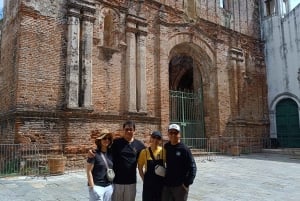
left=0, top=153, right=300, bottom=201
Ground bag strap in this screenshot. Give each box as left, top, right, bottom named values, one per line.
left=148, top=147, right=156, bottom=161
left=149, top=147, right=165, bottom=166
left=100, top=153, right=109, bottom=170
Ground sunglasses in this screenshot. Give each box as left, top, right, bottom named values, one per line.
left=168, top=131, right=179, bottom=135
left=102, top=137, right=112, bottom=141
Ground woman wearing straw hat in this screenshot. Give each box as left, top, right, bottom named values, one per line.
left=87, top=129, right=114, bottom=201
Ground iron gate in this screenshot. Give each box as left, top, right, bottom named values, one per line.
left=169, top=89, right=205, bottom=148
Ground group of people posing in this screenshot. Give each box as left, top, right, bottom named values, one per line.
left=86, top=120, right=197, bottom=201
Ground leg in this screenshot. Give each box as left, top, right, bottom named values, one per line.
left=103, top=184, right=114, bottom=201
left=123, top=183, right=136, bottom=201
left=112, top=184, right=125, bottom=201
left=161, top=186, right=173, bottom=201
left=171, top=186, right=188, bottom=201
left=89, top=185, right=105, bottom=201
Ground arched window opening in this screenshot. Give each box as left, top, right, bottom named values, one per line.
left=265, top=0, right=276, bottom=16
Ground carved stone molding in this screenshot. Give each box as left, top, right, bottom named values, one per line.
left=230, top=47, right=244, bottom=62
left=98, top=46, right=119, bottom=61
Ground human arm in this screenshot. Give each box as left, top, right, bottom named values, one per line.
left=138, top=163, right=145, bottom=182
left=162, top=147, right=166, bottom=167
left=86, top=163, right=95, bottom=188
left=183, top=149, right=197, bottom=187
left=137, top=149, right=146, bottom=182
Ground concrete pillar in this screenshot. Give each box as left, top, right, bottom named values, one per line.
left=269, top=112, right=277, bottom=138
left=66, top=12, right=80, bottom=108
left=136, top=28, right=147, bottom=113
left=81, top=13, right=94, bottom=108
left=158, top=9, right=170, bottom=130
left=126, top=21, right=137, bottom=113
left=230, top=48, right=244, bottom=119
left=233, top=59, right=239, bottom=117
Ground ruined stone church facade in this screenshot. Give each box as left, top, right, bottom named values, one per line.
left=0, top=0, right=268, bottom=146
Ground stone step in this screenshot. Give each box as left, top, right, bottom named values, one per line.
left=191, top=149, right=220, bottom=156
left=262, top=148, right=300, bottom=157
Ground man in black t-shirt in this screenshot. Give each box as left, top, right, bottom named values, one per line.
left=162, top=124, right=197, bottom=201
left=111, top=120, right=145, bottom=201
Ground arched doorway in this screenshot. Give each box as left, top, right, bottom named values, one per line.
left=169, top=54, right=205, bottom=147
left=276, top=98, right=300, bottom=147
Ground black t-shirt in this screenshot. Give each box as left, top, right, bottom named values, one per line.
left=111, top=138, right=145, bottom=184
left=87, top=149, right=113, bottom=187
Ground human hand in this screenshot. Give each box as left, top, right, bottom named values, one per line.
left=182, top=184, right=188, bottom=192
left=87, top=149, right=95, bottom=158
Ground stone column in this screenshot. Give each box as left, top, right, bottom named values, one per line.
left=81, top=11, right=95, bottom=108
left=126, top=20, right=137, bottom=113
left=269, top=111, right=277, bottom=138
left=232, top=59, right=239, bottom=117
left=136, top=24, right=147, bottom=113
left=66, top=9, right=80, bottom=108
left=230, top=48, right=244, bottom=119
left=158, top=7, right=170, bottom=129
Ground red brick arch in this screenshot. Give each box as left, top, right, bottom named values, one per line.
left=167, top=33, right=218, bottom=138
left=167, top=32, right=215, bottom=64
left=168, top=33, right=215, bottom=87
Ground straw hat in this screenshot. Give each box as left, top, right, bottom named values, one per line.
left=96, top=129, right=113, bottom=140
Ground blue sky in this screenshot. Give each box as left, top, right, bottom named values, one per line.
left=290, top=0, right=300, bottom=9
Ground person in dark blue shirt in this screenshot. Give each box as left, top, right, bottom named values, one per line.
left=111, top=120, right=145, bottom=201
left=162, top=124, right=197, bottom=201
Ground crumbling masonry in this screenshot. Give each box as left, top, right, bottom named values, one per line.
left=0, top=0, right=268, bottom=152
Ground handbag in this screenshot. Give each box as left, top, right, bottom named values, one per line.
left=101, top=153, right=115, bottom=182
left=154, top=164, right=166, bottom=177
left=149, top=148, right=166, bottom=177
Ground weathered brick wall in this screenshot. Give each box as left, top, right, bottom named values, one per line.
left=0, top=2, right=20, bottom=113
left=0, top=1, right=22, bottom=142
left=0, top=0, right=268, bottom=150
left=17, top=4, right=66, bottom=111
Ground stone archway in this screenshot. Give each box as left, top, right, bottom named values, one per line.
left=157, top=32, right=218, bottom=137
left=168, top=41, right=215, bottom=141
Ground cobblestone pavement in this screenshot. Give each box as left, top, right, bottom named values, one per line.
left=1, top=153, right=300, bottom=201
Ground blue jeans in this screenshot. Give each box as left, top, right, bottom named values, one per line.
left=89, top=185, right=113, bottom=201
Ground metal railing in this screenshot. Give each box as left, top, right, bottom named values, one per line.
left=0, top=143, right=90, bottom=178
left=0, top=137, right=296, bottom=178
left=182, top=137, right=272, bottom=154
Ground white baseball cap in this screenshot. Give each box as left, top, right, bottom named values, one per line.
left=168, top=124, right=180, bottom=132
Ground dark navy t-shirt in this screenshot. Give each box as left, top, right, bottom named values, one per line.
left=87, top=149, right=113, bottom=187
left=111, top=138, right=145, bottom=184
left=164, top=142, right=197, bottom=187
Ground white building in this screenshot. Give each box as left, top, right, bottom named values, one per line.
left=261, top=0, right=300, bottom=147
